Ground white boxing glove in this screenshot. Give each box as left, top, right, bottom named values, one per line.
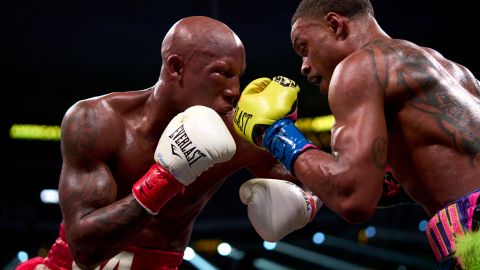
left=133, top=105, right=236, bottom=215
left=155, top=105, right=237, bottom=185
left=239, top=178, right=322, bottom=242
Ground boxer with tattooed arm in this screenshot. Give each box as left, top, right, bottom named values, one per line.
left=236, top=0, right=480, bottom=268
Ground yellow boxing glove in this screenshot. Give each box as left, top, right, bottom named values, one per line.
left=233, top=76, right=299, bottom=148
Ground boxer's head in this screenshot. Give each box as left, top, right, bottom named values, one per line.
left=160, top=16, right=245, bottom=118
left=290, top=0, right=375, bottom=94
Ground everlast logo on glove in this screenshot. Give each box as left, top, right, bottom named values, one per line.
left=233, top=105, right=253, bottom=136
left=168, top=124, right=206, bottom=166
left=273, top=76, right=298, bottom=89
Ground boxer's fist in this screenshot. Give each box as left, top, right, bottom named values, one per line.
left=133, top=106, right=236, bottom=214
left=233, top=76, right=299, bottom=147
left=239, top=178, right=322, bottom=242
left=154, top=105, right=236, bottom=185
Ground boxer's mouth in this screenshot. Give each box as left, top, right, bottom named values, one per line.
left=308, top=75, right=322, bottom=86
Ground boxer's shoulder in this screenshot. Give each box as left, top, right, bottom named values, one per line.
left=60, top=94, right=127, bottom=161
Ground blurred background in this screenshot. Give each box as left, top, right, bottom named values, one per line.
left=1, top=0, right=478, bottom=269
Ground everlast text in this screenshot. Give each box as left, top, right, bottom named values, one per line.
left=234, top=106, right=253, bottom=135
left=168, top=124, right=206, bottom=166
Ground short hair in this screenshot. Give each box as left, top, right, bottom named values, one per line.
left=292, top=0, right=374, bottom=25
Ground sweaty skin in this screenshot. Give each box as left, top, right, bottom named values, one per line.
left=290, top=13, right=480, bottom=223
left=59, top=16, right=290, bottom=269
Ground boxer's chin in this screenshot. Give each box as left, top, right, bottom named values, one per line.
left=319, top=80, right=329, bottom=95
left=222, top=109, right=234, bottom=121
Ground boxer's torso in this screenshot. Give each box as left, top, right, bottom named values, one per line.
left=75, top=89, right=274, bottom=252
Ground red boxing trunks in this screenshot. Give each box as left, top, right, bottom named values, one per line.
left=426, top=189, right=480, bottom=263
left=16, top=224, right=184, bottom=270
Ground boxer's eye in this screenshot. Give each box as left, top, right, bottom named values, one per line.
left=298, top=44, right=307, bottom=57
left=294, top=39, right=307, bottom=56
left=218, top=70, right=234, bottom=78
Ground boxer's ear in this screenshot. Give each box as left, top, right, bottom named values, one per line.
left=166, top=54, right=184, bottom=80
left=324, top=12, right=348, bottom=40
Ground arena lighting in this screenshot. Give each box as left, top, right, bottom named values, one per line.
left=418, top=220, right=428, bottom=232
left=365, top=226, right=377, bottom=238
left=217, top=242, right=245, bottom=260
left=9, top=124, right=61, bottom=141
left=2, top=251, right=28, bottom=270
left=17, top=251, right=28, bottom=262
left=372, top=227, right=429, bottom=245
left=358, top=228, right=369, bottom=244
left=271, top=241, right=365, bottom=270
left=40, top=189, right=59, bottom=204
left=183, top=247, right=219, bottom=270
left=8, top=115, right=334, bottom=142
left=312, top=232, right=326, bottom=245
left=217, top=243, right=231, bottom=256
left=357, top=226, right=377, bottom=244
left=183, top=247, right=196, bottom=260
left=296, top=114, right=335, bottom=133
left=323, top=234, right=434, bottom=268
left=253, top=258, right=295, bottom=270
left=262, top=241, right=277, bottom=250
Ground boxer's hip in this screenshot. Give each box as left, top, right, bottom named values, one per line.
left=17, top=223, right=184, bottom=270
left=92, top=246, right=184, bottom=270
left=426, top=188, right=480, bottom=262
left=19, top=243, right=184, bottom=270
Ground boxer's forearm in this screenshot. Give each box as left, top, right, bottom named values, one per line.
left=68, top=195, right=151, bottom=269
left=294, top=149, right=383, bottom=224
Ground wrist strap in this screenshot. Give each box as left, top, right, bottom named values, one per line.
left=306, top=192, right=317, bottom=222
left=132, top=164, right=185, bottom=215
left=263, top=118, right=317, bottom=173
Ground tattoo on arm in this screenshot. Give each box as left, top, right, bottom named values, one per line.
left=61, top=106, right=149, bottom=254
left=62, top=156, right=148, bottom=259
left=369, top=41, right=480, bottom=163
left=62, top=108, right=100, bottom=164
left=360, top=46, right=389, bottom=170
left=364, top=46, right=389, bottom=96
left=84, top=200, right=147, bottom=244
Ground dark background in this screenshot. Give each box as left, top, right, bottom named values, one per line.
left=1, top=0, right=478, bottom=269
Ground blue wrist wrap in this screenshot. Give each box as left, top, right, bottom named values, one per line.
left=262, top=118, right=317, bottom=172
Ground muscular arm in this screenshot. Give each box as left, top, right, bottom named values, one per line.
left=293, top=51, right=387, bottom=223
left=59, top=100, right=151, bottom=269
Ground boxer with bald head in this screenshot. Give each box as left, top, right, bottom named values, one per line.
left=16, top=16, right=295, bottom=270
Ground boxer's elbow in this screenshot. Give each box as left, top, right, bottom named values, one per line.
left=337, top=200, right=377, bottom=224
left=69, top=237, right=105, bottom=269
left=70, top=248, right=103, bottom=270
left=334, top=187, right=379, bottom=224
left=73, top=259, right=98, bottom=270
